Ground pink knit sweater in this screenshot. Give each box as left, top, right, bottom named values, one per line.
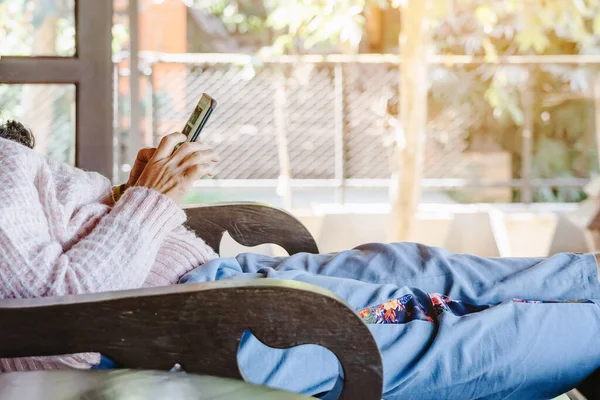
left=0, top=138, right=217, bottom=371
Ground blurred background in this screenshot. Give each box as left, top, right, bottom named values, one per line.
left=3, top=0, right=600, bottom=256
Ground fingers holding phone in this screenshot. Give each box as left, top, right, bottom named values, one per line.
left=174, top=141, right=219, bottom=181
left=134, top=132, right=219, bottom=204
left=132, top=93, right=218, bottom=204
left=172, top=141, right=216, bottom=164
left=126, top=147, right=158, bottom=189
left=154, top=132, right=187, bottom=160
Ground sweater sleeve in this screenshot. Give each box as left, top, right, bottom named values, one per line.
left=144, top=225, right=218, bottom=287
left=0, top=164, right=186, bottom=297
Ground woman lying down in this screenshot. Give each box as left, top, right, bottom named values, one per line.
left=0, top=121, right=598, bottom=400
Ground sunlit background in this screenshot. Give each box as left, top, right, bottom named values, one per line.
left=3, top=0, right=600, bottom=257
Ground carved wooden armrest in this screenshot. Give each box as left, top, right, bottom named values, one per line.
left=184, top=202, right=319, bottom=255
left=0, top=280, right=382, bottom=400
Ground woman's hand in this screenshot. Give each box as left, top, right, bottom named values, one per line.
left=133, top=132, right=219, bottom=204
left=127, top=147, right=157, bottom=189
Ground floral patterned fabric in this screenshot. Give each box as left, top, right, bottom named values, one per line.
left=358, top=293, right=593, bottom=325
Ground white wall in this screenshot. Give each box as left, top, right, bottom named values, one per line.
left=218, top=203, right=590, bottom=258
left=295, top=203, right=588, bottom=257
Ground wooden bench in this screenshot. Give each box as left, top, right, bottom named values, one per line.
left=183, top=202, right=320, bottom=255
left=0, top=201, right=596, bottom=399
left=0, top=202, right=382, bottom=400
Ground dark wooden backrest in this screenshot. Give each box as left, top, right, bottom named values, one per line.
left=0, top=280, right=383, bottom=400
left=184, top=202, right=319, bottom=255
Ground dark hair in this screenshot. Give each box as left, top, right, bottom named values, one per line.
left=0, top=120, right=35, bottom=149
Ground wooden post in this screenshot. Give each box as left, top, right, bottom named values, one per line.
left=275, top=67, right=293, bottom=209
left=594, top=72, right=600, bottom=173
left=140, top=0, right=187, bottom=140
left=365, top=5, right=384, bottom=53
left=334, top=64, right=346, bottom=204
left=113, top=63, right=121, bottom=183
left=521, top=69, right=534, bottom=203
left=129, top=0, right=142, bottom=164
left=390, top=0, right=430, bottom=242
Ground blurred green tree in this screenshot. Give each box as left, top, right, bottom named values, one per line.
left=4, top=0, right=599, bottom=202
left=430, top=0, right=600, bottom=202
left=193, top=0, right=600, bottom=202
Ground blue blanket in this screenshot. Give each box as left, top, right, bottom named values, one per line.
left=181, top=243, right=600, bottom=400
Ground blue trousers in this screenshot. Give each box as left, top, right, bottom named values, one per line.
left=180, top=243, right=600, bottom=400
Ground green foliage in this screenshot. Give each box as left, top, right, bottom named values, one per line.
left=112, top=22, right=129, bottom=54
left=191, top=0, right=368, bottom=54
left=190, top=0, right=600, bottom=202
left=1, top=0, right=126, bottom=55
left=265, top=0, right=366, bottom=52
left=0, top=0, right=75, bottom=55
left=430, top=0, right=600, bottom=202
left=4, top=0, right=600, bottom=202
left=0, top=0, right=30, bottom=55
left=436, top=0, right=600, bottom=55
left=192, top=0, right=266, bottom=35
left=191, top=0, right=600, bottom=203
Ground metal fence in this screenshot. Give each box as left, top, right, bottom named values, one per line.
left=134, top=53, right=598, bottom=203
left=2, top=53, right=598, bottom=204
left=150, top=59, right=398, bottom=181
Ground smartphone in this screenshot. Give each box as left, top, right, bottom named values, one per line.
left=181, top=93, right=217, bottom=143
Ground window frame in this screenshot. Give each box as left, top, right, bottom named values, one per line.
left=0, top=0, right=114, bottom=178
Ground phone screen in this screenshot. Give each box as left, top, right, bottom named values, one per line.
left=189, top=106, right=203, bottom=126
left=182, top=94, right=216, bottom=143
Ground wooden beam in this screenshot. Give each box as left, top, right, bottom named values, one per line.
left=76, top=0, right=114, bottom=178
left=334, top=64, right=346, bottom=203
left=274, top=67, right=293, bottom=209
left=521, top=69, right=535, bottom=203
left=129, top=0, right=142, bottom=164
left=0, top=58, right=80, bottom=83
left=136, top=52, right=600, bottom=66
left=594, top=72, right=600, bottom=174
left=390, top=0, right=430, bottom=242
